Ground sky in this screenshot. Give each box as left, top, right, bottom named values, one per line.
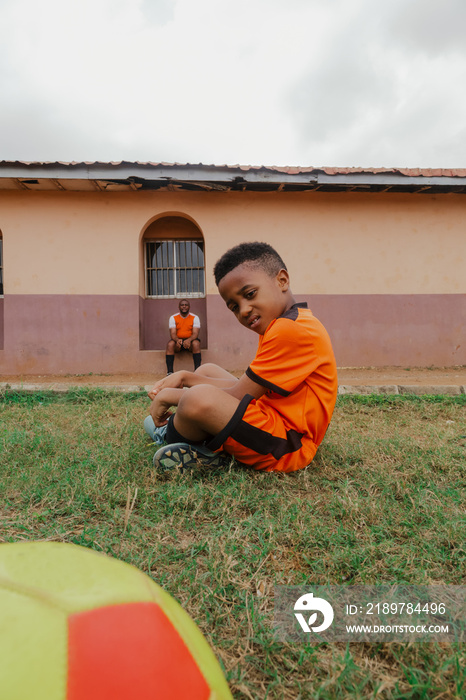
left=0, top=0, right=465, bottom=169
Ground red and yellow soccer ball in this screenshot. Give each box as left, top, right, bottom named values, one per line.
left=0, top=541, right=232, bottom=700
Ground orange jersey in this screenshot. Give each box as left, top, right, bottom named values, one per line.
left=169, top=312, right=200, bottom=339
left=208, top=303, right=338, bottom=472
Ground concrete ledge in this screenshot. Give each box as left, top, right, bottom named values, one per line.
left=338, top=385, right=399, bottom=395
left=1, top=383, right=464, bottom=396
left=0, top=383, right=69, bottom=393
left=338, top=384, right=465, bottom=396
left=398, top=385, right=463, bottom=396
left=0, top=383, right=146, bottom=393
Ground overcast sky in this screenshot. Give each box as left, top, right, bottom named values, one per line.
left=1, top=0, right=465, bottom=169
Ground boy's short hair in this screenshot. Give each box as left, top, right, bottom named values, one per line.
left=214, top=242, right=287, bottom=286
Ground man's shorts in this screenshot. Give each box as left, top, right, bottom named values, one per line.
left=206, top=394, right=317, bottom=473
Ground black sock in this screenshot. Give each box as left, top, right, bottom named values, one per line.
left=193, top=352, right=202, bottom=370
left=165, top=414, right=197, bottom=445
left=165, top=414, right=214, bottom=447
left=166, top=355, right=174, bottom=373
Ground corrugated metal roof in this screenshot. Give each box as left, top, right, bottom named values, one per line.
left=2, top=160, right=466, bottom=176
left=1, top=160, right=466, bottom=193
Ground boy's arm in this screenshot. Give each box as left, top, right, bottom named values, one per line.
left=223, top=373, right=267, bottom=401
left=148, top=369, right=266, bottom=401
left=148, top=369, right=236, bottom=399
left=178, top=370, right=265, bottom=399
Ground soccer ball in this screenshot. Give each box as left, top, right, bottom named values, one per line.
left=0, top=541, right=232, bottom=700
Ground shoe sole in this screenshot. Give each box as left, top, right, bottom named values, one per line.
left=153, top=443, right=231, bottom=471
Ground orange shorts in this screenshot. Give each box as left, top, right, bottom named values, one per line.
left=206, top=395, right=317, bottom=473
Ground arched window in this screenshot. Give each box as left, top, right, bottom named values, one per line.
left=140, top=216, right=207, bottom=351
left=144, top=217, right=205, bottom=299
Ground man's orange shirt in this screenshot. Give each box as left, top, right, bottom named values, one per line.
left=169, top=312, right=200, bottom=339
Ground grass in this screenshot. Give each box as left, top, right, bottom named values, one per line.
left=1, top=388, right=465, bottom=698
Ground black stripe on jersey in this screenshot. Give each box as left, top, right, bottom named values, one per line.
left=246, top=367, right=290, bottom=396
left=279, top=301, right=308, bottom=321
left=207, top=393, right=304, bottom=459
left=230, top=421, right=304, bottom=459
left=208, top=394, right=253, bottom=451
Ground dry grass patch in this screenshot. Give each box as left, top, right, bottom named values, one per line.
left=1, top=389, right=465, bottom=698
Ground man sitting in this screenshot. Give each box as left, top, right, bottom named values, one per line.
left=166, top=299, right=202, bottom=374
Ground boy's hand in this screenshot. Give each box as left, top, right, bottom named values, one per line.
left=149, top=387, right=183, bottom=427
left=149, top=398, right=173, bottom=427
left=148, top=371, right=185, bottom=400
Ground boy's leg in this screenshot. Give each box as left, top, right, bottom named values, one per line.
left=170, top=383, right=240, bottom=443
left=192, top=363, right=238, bottom=389
left=152, top=384, right=241, bottom=470
left=193, top=363, right=233, bottom=379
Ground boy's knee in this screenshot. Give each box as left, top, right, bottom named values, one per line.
left=178, top=384, right=215, bottom=420
left=166, top=339, right=175, bottom=352
left=194, top=362, right=215, bottom=374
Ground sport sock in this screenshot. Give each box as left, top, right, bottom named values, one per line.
left=165, top=414, right=201, bottom=446
left=166, top=355, right=174, bottom=373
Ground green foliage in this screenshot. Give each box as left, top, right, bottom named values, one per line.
left=1, top=389, right=465, bottom=698
left=337, top=393, right=466, bottom=407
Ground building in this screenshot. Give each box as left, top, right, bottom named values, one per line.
left=0, top=161, right=465, bottom=375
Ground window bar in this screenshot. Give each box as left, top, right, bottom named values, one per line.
left=146, top=239, right=205, bottom=298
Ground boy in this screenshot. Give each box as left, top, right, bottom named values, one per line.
left=145, top=242, right=337, bottom=473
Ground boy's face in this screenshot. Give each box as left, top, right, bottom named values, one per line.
left=218, top=263, right=292, bottom=335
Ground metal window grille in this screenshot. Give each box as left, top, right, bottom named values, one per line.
left=146, top=239, right=205, bottom=298
left=0, top=239, right=3, bottom=296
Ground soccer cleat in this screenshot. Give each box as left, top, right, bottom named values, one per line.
left=144, top=416, right=168, bottom=445
left=153, top=442, right=232, bottom=472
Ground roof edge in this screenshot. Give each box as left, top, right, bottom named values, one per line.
left=1, top=160, right=466, bottom=178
